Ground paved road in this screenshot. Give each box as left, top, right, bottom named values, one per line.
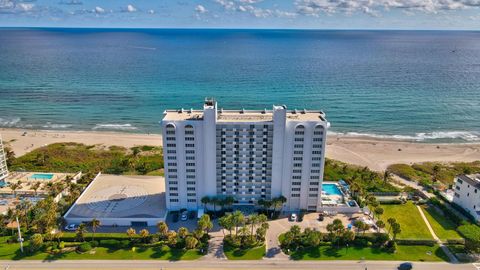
left=0, top=260, right=476, bottom=270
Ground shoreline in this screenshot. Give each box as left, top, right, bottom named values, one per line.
left=1, top=128, right=479, bottom=172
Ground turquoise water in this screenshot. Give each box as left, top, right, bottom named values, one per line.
left=30, top=173, right=54, bottom=180
left=0, top=28, right=479, bottom=142
left=322, top=184, right=342, bottom=196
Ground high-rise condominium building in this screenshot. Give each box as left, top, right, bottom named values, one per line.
left=161, top=99, right=329, bottom=212
left=0, top=135, right=8, bottom=182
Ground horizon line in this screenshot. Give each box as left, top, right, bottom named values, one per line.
left=0, top=26, right=479, bottom=32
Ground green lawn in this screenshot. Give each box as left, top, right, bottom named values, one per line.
left=289, top=244, right=448, bottom=262
left=380, top=202, right=432, bottom=240
left=0, top=237, right=202, bottom=260
left=223, top=243, right=265, bottom=260
left=420, top=205, right=462, bottom=241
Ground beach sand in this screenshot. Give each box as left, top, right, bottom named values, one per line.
left=1, top=128, right=479, bottom=171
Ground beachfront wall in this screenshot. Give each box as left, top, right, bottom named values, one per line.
left=161, top=99, right=329, bottom=212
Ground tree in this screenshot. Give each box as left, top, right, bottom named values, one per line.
left=219, top=214, right=234, bottom=237
left=211, top=196, right=220, bottom=214
left=178, top=227, right=189, bottom=239
left=90, top=218, right=101, bottom=241
left=193, top=229, right=205, bottom=240
left=387, top=218, right=397, bottom=234
left=31, top=197, right=58, bottom=234
left=139, top=229, right=150, bottom=243
left=16, top=199, right=32, bottom=230
left=326, top=219, right=345, bottom=248
left=29, top=233, right=44, bottom=253
left=248, top=214, right=259, bottom=240
left=30, top=182, right=42, bottom=196
left=383, top=171, right=391, bottom=185
left=272, top=196, right=287, bottom=214
left=201, top=196, right=210, bottom=212
left=167, top=231, right=178, bottom=247
left=185, top=236, right=198, bottom=249
left=231, top=211, right=245, bottom=236
left=157, top=221, right=169, bottom=239
left=374, top=207, right=384, bottom=219
left=126, top=227, right=137, bottom=240
left=392, top=222, right=401, bottom=241
left=197, top=214, right=213, bottom=234
left=354, top=220, right=365, bottom=234
left=432, top=165, right=440, bottom=183
left=343, top=230, right=356, bottom=245
left=76, top=223, right=87, bottom=242
left=376, top=220, right=386, bottom=233
left=9, top=182, right=21, bottom=198
left=223, top=196, right=235, bottom=210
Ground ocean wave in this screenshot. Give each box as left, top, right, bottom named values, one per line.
left=42, top=122, right=73, bottom=129
left=92, top=124, right=138, bottom=130
left=329, top=131, right=480, bottom=142
left=0, top=117, right=21, bottom=127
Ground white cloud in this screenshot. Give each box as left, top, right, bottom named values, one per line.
left=195, top=4, right=207, bottom=13
left=94, top=6, right=104, bottom=14
left=16, top=2, right=33, bottom=11
left=126, top=4, right=136, bottom=12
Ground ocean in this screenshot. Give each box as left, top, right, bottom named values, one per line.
left=0, top=28, right=479, bottom=142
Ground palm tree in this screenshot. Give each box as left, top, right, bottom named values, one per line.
left=211, top=196, right=220, bottom=214
left=185, top=236, right=198, bottom=249
left=126, top=227, right=137, bottom=241
left=139, top=229, right=150, bottom=243
left=218, top=214, right=234, bottom=237
left=16, top=200, right=32, bottom=230
left=223, top=196, right=235, bottom=210
left=90, top=218, right=101, bottom=241
left=248, top=214, right=259, bottom=240
left=387, top=218, right=396, bottom=234
left=178, top=227, right=189, bottom=239
left=376, top=220, right=385, bottom=233
left=157, top=221, right=169, bottom=239
left=374, top=207, right=384, bottom=219
left=432, top=165, right=440, bottom=183
left=231, top=211, right=245, bottom=237
left=383, top=171, right=391, bottom=185
left=392, top=222, right=401, bottom=241
left=30, top=182, right=41, bottom=196
left=76, top=223, right=87, bottom=242
left=9, top=182, right=21, bottom=198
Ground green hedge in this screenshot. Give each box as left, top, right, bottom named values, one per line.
left=60, top=233, right=135, bottom=242
left=395, top=239, right=437, bottom=246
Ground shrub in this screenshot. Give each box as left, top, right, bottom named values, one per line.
left=99, top=239, right=130, bottom=249
left=77, top=242, right=93, bottom=253
left=379, top=199, right=404, bottom=205
left=458, top=224, right=480, bottom=253
left=59, top=241, right=65, bottom=249
left=395, top=239, right=436, bottom=246
left=384, top=240, right=397, bottom=253
left=28, top=233, right=44, bottom=253
left=90, top=240, right=99, bottom=247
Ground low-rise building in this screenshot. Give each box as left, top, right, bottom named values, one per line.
left=0, top=135, right=8, bottom=183
left=453, top=174, right=480, bottom=221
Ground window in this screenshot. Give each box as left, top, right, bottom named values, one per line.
left=313, top=138, right=323, bottom=141
left=166, top=130, right=175, bottom=135
left=168, top=181, right=178, bottom=185
left=294, top=138, right=304, bottom=142
left=169, top=187, right=178, bottom=191
left=187, top=199, right=196, bottom=202
left=185, top=144, right=195, bottom=147
left=294, top=144, right=303, bottom=148
left=186, top=156, right=195, bottom=160
left=291, top=194, right=300, bottom=197
left=293, top=169, right=302, bottom=173
left=291, top=188, right=301, bottom=191
left=294, top=163, right=302, bottom=167
left=292, top=175, right=302, bottom=179
left=168, top=169, right=177, bottom=172
left=186, top=150, right=195, bottom=154
left=185, top=137, right=195, bottom=141
left=167, top=150, right=176, bottom=154
left=186, top=169, right=195, bottom=173
left=309, top=188, right=318, bottom=191
left=312, top=151, right=322, bottom=155
left=309, top=193, right=318, bottom=197
left=312, top=144, right=322, bottom=148
left=168, top=175, right=177, bottom=179
left=170, top=199, right=179, bottom=202
left=167, top=144, right=176, bottom=147
left=167, top=156, right=176, bottom=160
left=292, top=182, right=301, bottom=186
left=310, top=182, right=319, bottom=186
left=293, top=157, right=303, bottom=161
left=168, top=163, right=177, bottom=166
left=294, top=151, right=303, bottom=155
left=311, top=170, right=320, bottom=173
left=187, top=187, right=195, bottom=191
left=187, top=181, right=195, bottom=185
left=310, top=176, right=320, bottom=180
left=312, top=163, right=320, bottom=167
left=187, top=193, right=196, bottom=196
left=170, top=193, right=178, bottom=196
left=186, top=163, right=195, bottom=166
left=186, top=175, right=195, bottom=179
left=166, top=137, right=176, bottom=141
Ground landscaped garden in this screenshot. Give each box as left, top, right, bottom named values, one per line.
left=219, top=211, right=269, bottom=260
left=0, top=214, right=213, bottom=261
left=380, top=201, right=432, bottom=240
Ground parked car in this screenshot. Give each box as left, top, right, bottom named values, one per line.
left=398, top=262, right=413, bottom=270
left=289, top=213, right=297, bottom=222
left=180, top=211, right=188, bottom=221
left=64, top=224, right=78, bottom=231
left=318, top=213, right=324, bottom=221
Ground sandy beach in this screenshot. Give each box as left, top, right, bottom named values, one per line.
left=1, top=128, right=479, bottom=171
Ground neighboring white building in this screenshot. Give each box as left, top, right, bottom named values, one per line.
left=453, top=174, right=480, bottom=221
left=161, top=98, right=329, bottom=212
left=0, top=134, right=8, bottom=183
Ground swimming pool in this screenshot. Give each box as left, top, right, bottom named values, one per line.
left=30, top=173, right=54, bottom=180
left=322, top=183, right=342, bottom=196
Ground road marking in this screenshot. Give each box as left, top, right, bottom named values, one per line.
left=472, top=263, right=480, bottom=269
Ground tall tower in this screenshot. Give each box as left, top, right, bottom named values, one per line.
left=0, top=134, right=9, bottom=183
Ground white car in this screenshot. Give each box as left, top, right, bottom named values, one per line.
left=64, top=224, right=79, bottom=231
left=180, top=212, right=188, bottom=221
left=290, top=213, right=297, bottom=222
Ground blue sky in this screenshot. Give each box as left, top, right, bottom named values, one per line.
left=0, top=0, right=479, bottom=29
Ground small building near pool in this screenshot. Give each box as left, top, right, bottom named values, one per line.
left=64, top=174, right=167, bottom=227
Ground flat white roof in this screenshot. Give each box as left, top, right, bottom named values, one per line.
left=163, top=109, right=326, bottom=122
left=64, top=174, right=166, bottom=220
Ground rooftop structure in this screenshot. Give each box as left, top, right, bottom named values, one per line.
left=0, top=135, right=8, bottom=183
left=64, top=174, right=167, bottom=226
left=161, top=99, right=329, bottom=212
left=453, top=174, right=480, bottom=221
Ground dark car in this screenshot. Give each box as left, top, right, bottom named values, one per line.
left=318, top=213, right=324, bottom=221
left=398, top=262, right=413, bottom=270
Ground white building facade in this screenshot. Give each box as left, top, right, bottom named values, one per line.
left=161, top=99, right=329, bottom=212
left=453, top=174, right=480, bottom=221
left=0, top=135, right=8, bottom=182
